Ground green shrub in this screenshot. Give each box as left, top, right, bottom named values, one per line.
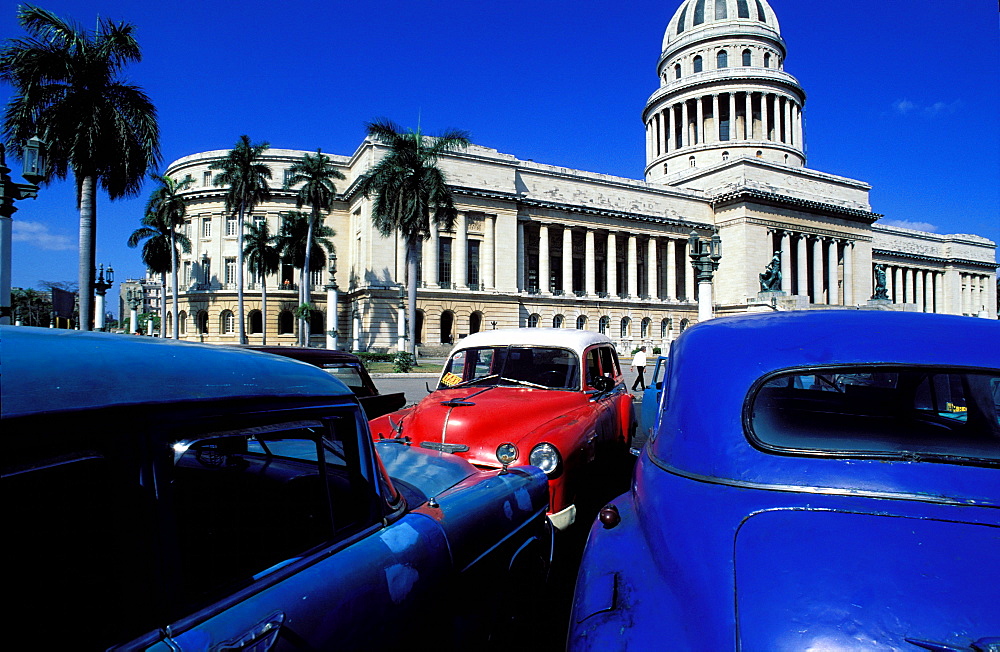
left=393, top=351, right=415, bottom=373
left=355, top=352, right=394, bottom=368
left=652, top=347, right=661, bottom=354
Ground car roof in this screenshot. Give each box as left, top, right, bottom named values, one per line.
left=1, top=327, right=354, bottom=419
left=449, top=328, right=614, bottom=358
left=237, top=345, right=364, bottom=365
left=652, top=310, right=1000, bottom=483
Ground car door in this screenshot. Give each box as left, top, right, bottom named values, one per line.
left=639, top=356, right=669, bottom=445
left=140, top=408, right=453, bottom=651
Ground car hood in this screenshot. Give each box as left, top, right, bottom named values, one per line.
left=402, top=386, right=587, bottom=466
left=735, top=509, right=1000, bottom=650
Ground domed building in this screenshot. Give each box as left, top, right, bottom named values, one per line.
left=161, top=0, right=997, bottom=350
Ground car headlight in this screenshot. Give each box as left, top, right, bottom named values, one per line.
left=496, top=443, right=519, bottom=466
left=529, top=443, right=561, bottom=475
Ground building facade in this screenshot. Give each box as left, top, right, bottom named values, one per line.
left=163, top=0, right=997, bottom=352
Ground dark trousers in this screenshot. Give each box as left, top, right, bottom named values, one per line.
left=632, top=367, right=646, bottom=391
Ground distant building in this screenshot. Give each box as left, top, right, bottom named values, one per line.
left=162, top=0, right=997, bottom=351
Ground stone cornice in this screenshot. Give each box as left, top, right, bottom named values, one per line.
left=872, top=249, right=999, bottom=270
left=513, top=195, right=710, bottom=232
left=716, top=216, right=873, bottom=242
left=711, top=188, right=882, bottom=223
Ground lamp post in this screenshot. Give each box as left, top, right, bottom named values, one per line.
left=93, top=265, right=114, bottom=331
left=126, top=288, right=143, bottom=334
left=0, top=137, right=46, bottom=325
left=396, top=284, right=407, bottom=353
left=688, top=230, right=722, bottom=322
left=324, top=252, right=339, bottom=350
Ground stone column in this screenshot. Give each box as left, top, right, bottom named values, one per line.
left=773, top=94, right=781, bottom=142
left=762, top=93, right=770, bottom=141
left=668, top=104, right=676, bottom=152
left=607, top=232, right=617, bottom=298
left=915, top=269, right=925, bottom=312
left=352, top=311, right=360, bottom=351
left=796, top=103, right=804, bottom=148
left=647, top=237, right=659, bottom=299
left=696, top=97, right=704, bottom=145
left=682, top=100, right=690, bottom=148
left=425, top=220, right=439, bottom=287
left=843, top=241, right=854, bottom=305
left=812, top=237, right=825, bottom=304
left=484, top=214, right=495, bottom=290
left=745, top=91, right=753, bottom=139
left=585, top=229, right=596, bottom=296
left=780, top=231, right=792, bottom=294
left=455, top=212, right=468, bottom=289
left=796, top=234, right=808, bottom=296
left=645, top=120, right=652, bottom=162
left=397, top=302, right=406, bottom=352
left=827, top=238, right=839, bottom=305
left=516, top=221, right=526, bottom=292
left=712, top=94, right=720, bottom=143
left=885, top=265, right=894, bottom=302
left=906, top=268, right=915, bottom=304
left=924, top=271, right=934, bottom=313
left=684, top=239, right=696, bottom=301
left=666, top=238, right=677, bottom=301
left=539, top=223, right=550, bottom=294
left=627, top=234, right=638, bottom=298
left=562, top=227, right=573, bottom=295
left=728, top=93, right=737, bottom=142
left=934, top=271, right=944, bottom=314
left=784, top=97, right=793, bottom=144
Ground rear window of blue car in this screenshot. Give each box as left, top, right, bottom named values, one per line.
left=748, top=366, right=1000, bottom=464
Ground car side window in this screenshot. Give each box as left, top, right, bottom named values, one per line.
left=324, top=363, right=373, bottom=396
left=169, top=412, right=378, bottom=608
left=598, top=346, right=618, bottom=379
left=586, top=349, right=602, bottom=387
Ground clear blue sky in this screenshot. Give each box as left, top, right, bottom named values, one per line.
left=3, top=0, right=998, bottom=301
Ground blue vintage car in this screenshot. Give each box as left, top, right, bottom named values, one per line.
left=1, top=327, right=551, bottom=651
left=569, top=311, right=1000, bottom=651
left=636, top=354, right=669, bottom=452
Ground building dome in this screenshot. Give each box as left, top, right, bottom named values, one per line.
left=664, top=0, right=780, bottom=49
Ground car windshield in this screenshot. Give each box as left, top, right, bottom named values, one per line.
left=440, top=345, right=581, bottom=390
left=749, top=366, right=1000, bottom=463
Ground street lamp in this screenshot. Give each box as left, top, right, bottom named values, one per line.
left=0, top=137, right=47, bottom=325
left=688, top=230, right=722, bottom=322
left=126, top=287, right=143, bottom=334
left=324, top=252, right=339, bottom=350
left=396, top=284, right=407, bottom=353
left=94, top=265, right=115, bottom=331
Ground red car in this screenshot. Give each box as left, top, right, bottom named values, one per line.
left=369, top=328, right=635, bottom=529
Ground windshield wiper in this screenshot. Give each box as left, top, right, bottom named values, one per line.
left=448, top=374, right=500, bottom=389
left=498, top=377, right=549, bottom=390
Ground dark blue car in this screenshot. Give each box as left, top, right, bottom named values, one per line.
left=2, top=327, right=551, bottom=650
left=569, top=311, right=1000, bottom=651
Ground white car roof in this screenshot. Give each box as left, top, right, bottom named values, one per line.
left=448, top=328, right=614, bottom=359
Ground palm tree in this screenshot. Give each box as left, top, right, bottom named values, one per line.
left=356, top=118, right=470, bottom=356
left=243, top=219, right=281, bottom=345
left=285, top=149, right=345, bottom=346
left=127, top=208, right=190, bottom=334
left=1, top=5, right=160, bottom=331
left=209, top=135, right=271, bottom=344
left=277, top=211, right=336, bottom=311
left=144, top=173, right=191, bottom=338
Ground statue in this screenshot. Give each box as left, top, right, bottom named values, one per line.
left=759, top=251, right=782, bottom=292
left=871, top=264, right=889, bottom=300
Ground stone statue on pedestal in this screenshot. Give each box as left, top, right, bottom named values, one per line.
left=759, top=251, right=782, bottom=292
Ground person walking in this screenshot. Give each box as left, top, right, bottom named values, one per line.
left=631, top=346, right=648, bottom=392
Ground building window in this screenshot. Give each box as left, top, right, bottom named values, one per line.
left=722, top=151, right=730, bottom=161
left=755, top=0, right=767, bottom=21
left=283, top=169, right=293, bottom=186
left=598, top=316, right=610, bottom=334
left=183, top=261, right=192, bottom=285
left=470, top=311, right=483, bottom=334
left=527, top=314, right=540, bottom=328
left=715, top=0, right=727, bottom=19
left=202, top=217, right=212, bottom=238
left=764, top=53, right=771, bottom=68
left=178, top=311, right=187, bottom=335
left=756, top=150, right=763, bottom=158
left=278, top=310, right=294, bottom=335
left=661, top=318, right=671, bottom=338
left=310, top=268, right=322, bottom=287
left=693, top=0, right=706, bottom=25
left=677, top=5, right=687, bottom=34
left=680, top=318, right=690, bottom=332
left=202, top=258, right=211, bottom=284
left=663, top=163, right=669, bottom=174
left=717, top=50, right=728, bottom=68
left=689, top=156, right=697, bottom=167
left=742, top=49, right=752, bottom=66
left=576, top=315, right=587, bottom=330
left=468, top=240, right=481, bottom=288
left=224, top=258, right=236, bottom=285
left=441, top=311, right=455, bottom=343
left=438, top=238, right=452, bottom=287
left=220, top=310, right=235, bottom=334
left=203, top=171, right=212, bottom=186
left=737, top=0, right=750, bottom=18
left=620, top=317, right=631, bottom=339
left=641, top=317, right=651, bottom=338
left=226, top=214, right=237, bottom=237
left=248, top=310, right=262, bottom=334
left=674, top=63, right=681, bottom=79
left=553, top=314, right=565, bottom=329
left=693, top=56, right=703, bottom=73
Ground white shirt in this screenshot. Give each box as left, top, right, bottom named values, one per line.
left=632, top=350, right=647, bottom=367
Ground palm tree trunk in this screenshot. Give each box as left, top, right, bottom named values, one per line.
left=78, top=175, right=97, bottom=331
left=170, top=231, right=179, bottom=339
left=237, top=206, right=247, bottom=344
left=300, top=209, right=315, bottom=346
left=407, top=236, right=418, bottom=358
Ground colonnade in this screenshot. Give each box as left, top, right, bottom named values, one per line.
left=421, top=212, right=496, bottom=291
left=959, top=271, right=992, bottom=316
left=515, top=222, right=696, bottom=302
left=646, top=91, right=803, bottom=160
left=772, top=230, right=856, bottom=306
left=879, top=264, right=947, bottom=313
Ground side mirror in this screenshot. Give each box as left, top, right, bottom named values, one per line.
left=592, top=376, right=614, bottom=393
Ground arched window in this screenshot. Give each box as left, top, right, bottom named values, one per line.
left=470, top=311, right=484, bottom=334
left=620, top=317, right=631, bottom=339
left=164, top=312, right=172, bottom=335
left=693, top=55, right=703, bottom=73
left=197, top=310, right=209, bottom=335
left=576, top=315, right=587, bottom=330
left=737, top=0, right=750, bottom=18
left=689, top=156, right=697, bottom=167
left=248, top=310, right=262, bottom=334
left=764, top=53, right=771, bottom=68
left=677, top=5, right=687, bottom=34
left=715, top=0, right=727, bottom=19
left=680, top=318, right=690, bottom=333
left=178, top=310, right=187, bottom=335
left=717, top=50, right=728, bottom=69
left=277, top=310, right=294, bottom=335
left=220, top=310, right=235, bottom=335
left=756, top=150, right=763, bottom=158
left=663, top=162, right=669, bottom=174
left=415, top=310, right=425, bottom=344
left=755, top=0, right=767, bottom=21
left=661, top=318, right=672, bottom=338
left=674, top=63, right=682, bottom=79
left=527, top=313, right=540, bottom=328
left=693, top=0, right=706, bottom=25
left=310, top=310, right=324, bottom=336
left=599, top=316, right=610, bottom=335
left=553, top=314, right=565, bottom=329
left=641, top=317, right=651, bottom=338
left=742, top=49, right=752, bottom=66
left=722, top=151, right=730, bottom=161
left=441, top=310, right=456, bottom=343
